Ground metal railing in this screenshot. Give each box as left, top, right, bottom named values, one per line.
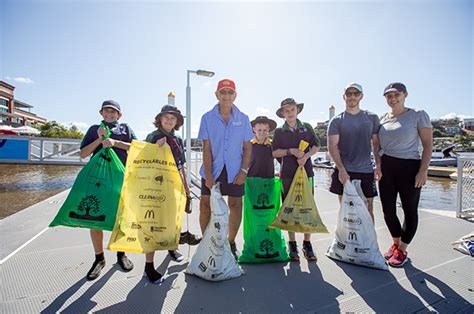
left=0, top=135, right=89, bottom=165
left=456, top=156, right=474, bottom=220
left=188, top=147, right=203, bottom=189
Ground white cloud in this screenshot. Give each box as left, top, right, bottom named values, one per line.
left=256, top=106, right=270, bottom=114
left=6, top=76, right=35, bottom=84
left=64, top=121, right=89, bottom=133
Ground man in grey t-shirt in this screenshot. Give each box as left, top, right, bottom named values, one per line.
left=327, top=82, right=381, bottom=220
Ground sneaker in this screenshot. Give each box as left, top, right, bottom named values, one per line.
left=229, top=241, right=239, bottom=261
left=144, top=263, right=164, bottom=284
left=186, top=232, right=202, bottom=246
left=86, top=259, right=105, bottom=280
left=288, top=241, right=299, bottom=261
left=302, top=241, right=317, bottom=262
left=388, top=248, right=408, bottom=267
left=117, top=254, right=134, bottom=272
left=168, top=250, right=184, bottom=262
left=179, top=232, right=188, bottom=245
left=384, top=243, right=399, bottom=260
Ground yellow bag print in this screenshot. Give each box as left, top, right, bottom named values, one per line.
left=108, top=141, right=186, bottom=253
left=270, top=166, right=329, bottom=233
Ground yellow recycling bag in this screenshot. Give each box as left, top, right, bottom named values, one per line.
left=108, top=141, right=186, bottom=254
left=270, top=166, right=329, bottom=233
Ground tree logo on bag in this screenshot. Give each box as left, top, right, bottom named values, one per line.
left=253, top=193, right=274, bottom=210
left=214, top=222, right=221, bottom=231
left=154, top=175, right=164, bottom=185
left=255, top=239, right=280, bottom=259
left=348, top=232, right=358, bottom=241
left=69, top=195, right=105, bottom=221
left=99, top=153, right=111, bottom=162
left=144, top=210, right=155, bottom=219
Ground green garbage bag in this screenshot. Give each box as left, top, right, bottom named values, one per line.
left=50, top=124, right=125, bottom=231
left=239, top=177, right=289, bottom=263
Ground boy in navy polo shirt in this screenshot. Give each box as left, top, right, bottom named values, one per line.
left=248, top=116, right=277, bottom=178
left=272, top=98, right=320, bottom=261
left=143, top=105, right=199, bottom=283
left=79, top=100, right=136, bottom=280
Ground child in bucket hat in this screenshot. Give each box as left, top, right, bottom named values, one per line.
left=143, top=104, right=201, bottom=283
left=271, top=98, right=321, bottom=261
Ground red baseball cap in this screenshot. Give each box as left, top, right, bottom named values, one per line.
left=216, top=79, right=236, bottom=93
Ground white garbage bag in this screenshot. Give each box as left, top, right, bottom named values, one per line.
left=326, top=180, right=388, bottom=270
left=186, top=183, right=243, bottom=281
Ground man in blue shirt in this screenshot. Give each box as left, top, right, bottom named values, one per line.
left=198, top=79, right=254, bottom=260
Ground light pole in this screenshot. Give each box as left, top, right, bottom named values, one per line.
left=185, top=69, right=214, bottom=185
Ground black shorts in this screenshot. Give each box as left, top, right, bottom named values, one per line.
left=281, top=177, right=314, bottom=201
left=329, top=169, right=378, bottom=198
left=201, top=166, right=244, bottom=197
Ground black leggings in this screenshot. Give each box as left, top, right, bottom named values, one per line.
left=379, top=155, right=421, bottom=245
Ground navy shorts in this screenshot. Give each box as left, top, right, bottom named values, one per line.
left=329, top=169, right=378, bottom=198
left=201, top=166, right=244, bottom=197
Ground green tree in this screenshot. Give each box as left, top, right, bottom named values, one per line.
left=314, top=126, right=327, bottom=147
left=39, top=121, right=84, bottom=139
left=455, top=130, right=474, bottom=149
left=433, top=127, right=447, bottom=138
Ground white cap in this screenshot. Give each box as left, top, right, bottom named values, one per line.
left=344, top=82, right=363, bottom=93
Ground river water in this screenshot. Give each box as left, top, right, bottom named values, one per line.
left=0, top=163, right=458, bottom=219
left=0, top=164, right=82, bottom=218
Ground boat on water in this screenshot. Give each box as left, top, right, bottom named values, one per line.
left=428, top=166, right=457, bottom=178
left=313, top=158, right=335, bottom=169
left=430, top=157, right=457, bottom=167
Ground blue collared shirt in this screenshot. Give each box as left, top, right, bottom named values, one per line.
left=198, top=104, right=254, bottom=183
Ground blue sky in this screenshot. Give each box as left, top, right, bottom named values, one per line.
left=1, top=0, right=473, bottom=139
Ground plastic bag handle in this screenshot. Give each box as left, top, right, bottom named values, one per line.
left=99, top=122, right=111, bottom=141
